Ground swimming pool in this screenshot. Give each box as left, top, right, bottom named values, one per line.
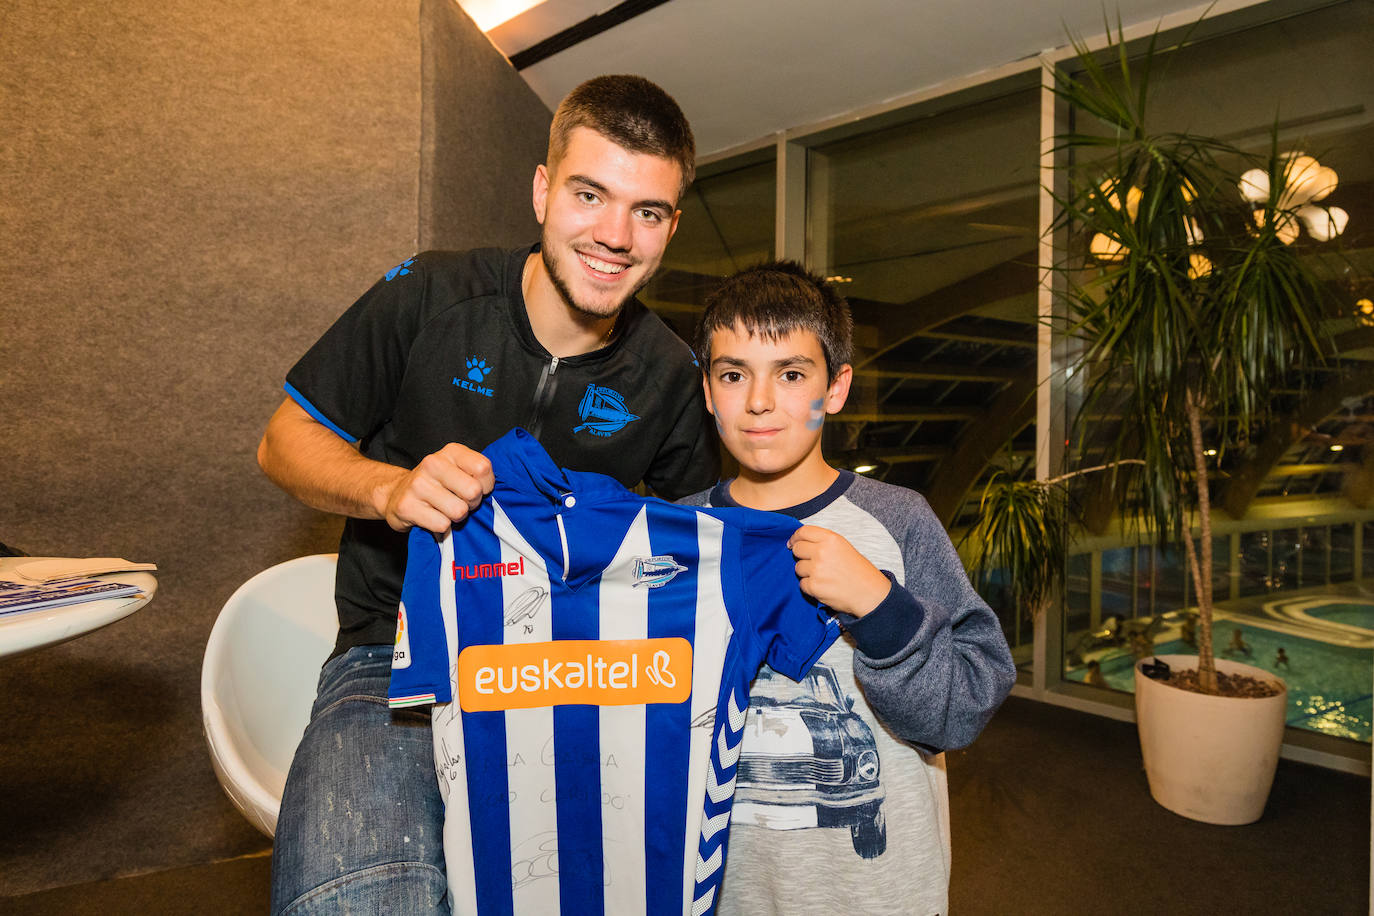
left=1067, top=600, right=1374, bottom=743
left=1302, top=603, right=1374, bottom=629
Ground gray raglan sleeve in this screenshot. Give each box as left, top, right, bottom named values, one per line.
left=849, top=488, right=1016, bottom=751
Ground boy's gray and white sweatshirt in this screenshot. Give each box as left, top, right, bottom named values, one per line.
left=680, top=470, right=1016, bottom=916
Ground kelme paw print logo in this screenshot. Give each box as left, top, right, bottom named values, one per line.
left=384, top=258, right=415, bottom=281
left=453, top=355, right=495, bottom=398
left=466, top=357, right=492, bottom=383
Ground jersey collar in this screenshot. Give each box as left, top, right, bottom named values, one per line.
left=484, top=428, right=638, bottom=591
left=707, top=471, right=856, bottom=519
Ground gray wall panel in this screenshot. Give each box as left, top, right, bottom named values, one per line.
left=420, top=0, right=551, bottom=250
left=0, top=0, right=546, bottom=896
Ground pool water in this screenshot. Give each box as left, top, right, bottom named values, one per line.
left=1068, top=602, right=1373, bottom=743
left=1304, top=604, right=1374, bottom=629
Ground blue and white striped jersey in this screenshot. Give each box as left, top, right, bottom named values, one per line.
left=389, top=429, right=840, bottom=916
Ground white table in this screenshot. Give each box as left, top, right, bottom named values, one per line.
left=0, top=557, right=157, bottom=658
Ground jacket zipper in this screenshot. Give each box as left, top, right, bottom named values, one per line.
left=526, top=356, right=560, bottom=439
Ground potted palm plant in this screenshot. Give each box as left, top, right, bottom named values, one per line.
left=1049, top=25, right=1342, bottom=823
left=965, top=472, right=1068, bottom=624
left=965, top=461, right=1140, bottom=623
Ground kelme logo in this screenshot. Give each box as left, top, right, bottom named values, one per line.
left=453, top=355, right=494, bottom=398
left=385, top=258, right=415, bottom=281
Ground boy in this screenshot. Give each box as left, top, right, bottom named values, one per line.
left=682, top=261, right=1016, bottom=915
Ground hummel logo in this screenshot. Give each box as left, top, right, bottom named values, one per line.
left=632, top=555, right=687, bottom=588
left=454, top=557, right=524, bottom=580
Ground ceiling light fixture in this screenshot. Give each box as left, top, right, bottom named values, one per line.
left=1239, top=152, right=1347, bottom=245
left=458, top=0, right=547, bottom=32
left=1090, top=152, right=1348, bottom=266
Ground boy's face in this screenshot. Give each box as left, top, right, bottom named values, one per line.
left=533, top=126, right=683, bottom=320
left=703, top=323, right=852, bottom=481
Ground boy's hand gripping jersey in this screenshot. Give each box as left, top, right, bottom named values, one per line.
left=389, top=429, right=840, bottom=916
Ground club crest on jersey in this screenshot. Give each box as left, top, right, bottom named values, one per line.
left=574, top=383, right=638, bottom=436
left=453, top=354, right=495, bottom=399
left=632, top=555, right=688, bottom=588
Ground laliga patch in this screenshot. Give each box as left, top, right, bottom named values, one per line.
left=392, top=602, right=412, bottom=669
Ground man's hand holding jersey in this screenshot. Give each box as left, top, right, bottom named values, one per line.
left=258, top=397, right=494, bottom=535
left=376, top=444, right=495, bottom=535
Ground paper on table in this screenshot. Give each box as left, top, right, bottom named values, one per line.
left=10, top=558, right=158, bottom=583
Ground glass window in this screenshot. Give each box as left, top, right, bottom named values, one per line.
left=1300, top=526, right=1331, bottom=587
left=1239, top=530, right=1272, bottom=596
left=1273, top=527, right=1302, bottom=590
left=1363, top=521, right=1374, bottom=578
left=1330, top=523, right=1354, bottom=582
left=803, top=84, right=1040, bottom=527
left=1100, top=546, right=1136, bottom=619
left=1065, top=552, right=1093, bottom=636
left=1133, top=545, right=1155, bottom=619
left=639, top=155, right=776, bottom=343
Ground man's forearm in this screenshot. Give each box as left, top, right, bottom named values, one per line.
left=257, top=398, right=403, bottom=521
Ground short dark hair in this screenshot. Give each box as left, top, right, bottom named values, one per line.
left=548, top=75, right=695, bottom=200
left=695, top=261, right=854, bottom=379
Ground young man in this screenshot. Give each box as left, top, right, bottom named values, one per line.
left=682, top=261, right=1016, bottom=915
left=257, top=75, right=717, bottom=913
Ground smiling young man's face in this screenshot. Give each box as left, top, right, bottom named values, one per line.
left=532, top=126, right=683, bottom=320
left=704, top=323, right=852, bottom=495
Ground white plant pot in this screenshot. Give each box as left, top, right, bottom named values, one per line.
left=1134, top=653, right=1287, bottom=825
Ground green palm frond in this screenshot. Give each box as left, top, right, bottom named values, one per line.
left=966, top=474, right=1069, bottom=618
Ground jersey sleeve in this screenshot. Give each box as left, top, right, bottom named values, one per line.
left=388, top=526, right=454, bottom=707
left=730, top=516, right=841, bottom=680
left=851, top=494, right=1016, bottom=751
left=284, top=253, right=433, bottom=443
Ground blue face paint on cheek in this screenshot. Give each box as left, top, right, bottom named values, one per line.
left=806, top=397, right=825, bottom=430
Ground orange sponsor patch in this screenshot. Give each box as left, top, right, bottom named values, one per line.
left=457, top=638, right=693, bottom=712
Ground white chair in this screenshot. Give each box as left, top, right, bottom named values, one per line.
left=201, top=554, right=339, bottom=837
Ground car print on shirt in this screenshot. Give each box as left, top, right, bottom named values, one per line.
left=732, top=663, right=887, bottom=859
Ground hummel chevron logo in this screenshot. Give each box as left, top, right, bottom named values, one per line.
left=728, top=690, right=746, bottom=732
left=695, top=846, right=722, bottom=884
left=700, top=809, right=730, bottom=841
left=716, top=724, right=741, bottom=769
left=691, top=886, right=716, bottom=916
left=705, top=762, right=736, bottom=804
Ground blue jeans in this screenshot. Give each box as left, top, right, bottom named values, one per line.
left=270, top=646, right=450, bottom=915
